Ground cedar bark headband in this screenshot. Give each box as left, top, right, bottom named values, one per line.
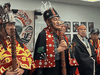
left=78, top=25, right=86, bottom=30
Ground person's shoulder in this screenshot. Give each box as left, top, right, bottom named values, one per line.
left=88, top=37, right=91, bottom=41
left=37, top=29, right=46, bottom=38
left=72, top=34, right=77, bottom=41
left=39, top=29, right=46, bottom=34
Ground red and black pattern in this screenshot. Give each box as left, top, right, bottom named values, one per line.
left=0, top=37, right=36, bottom=75
left=35, top=27, right=79, bottom=75
left=35, top=27, right=55, bottom=68
left=90, top=39, right=100, bottom=65
left=43, top=8, right=60, bottom=21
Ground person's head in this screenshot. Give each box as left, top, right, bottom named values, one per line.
left=43, top=8, right=61, bottom=31
left=59, top=21, right=66, bottom=34
left=46, top=17, right=61, bottom=30
left=5, top=22, right=15, bottom=36
left=0, top=13, right=15, bottom=37
left=0, top=7, right=24, bottom=49
left=77, top=25, right=86, bottom=38
left=90, top=28, right=99, bottom=42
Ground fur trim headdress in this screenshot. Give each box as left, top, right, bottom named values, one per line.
left=41, top=1, right=60, bottom=21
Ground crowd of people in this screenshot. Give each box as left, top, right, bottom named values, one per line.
left=0, top=2, right=100, bottom=75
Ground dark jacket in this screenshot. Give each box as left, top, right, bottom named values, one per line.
left=72, top=34, right=97, bottom=75
left=33, top=29, right=77, bottom=75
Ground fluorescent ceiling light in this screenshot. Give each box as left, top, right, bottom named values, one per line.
left=88, top=0, right=97, bottom=1
left=82, top=0, right=100, bottom=2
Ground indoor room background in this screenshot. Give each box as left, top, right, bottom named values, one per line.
left=1, top=0, right=100, bottom=56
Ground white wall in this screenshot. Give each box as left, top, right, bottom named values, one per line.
left=34, top=1, right=100, bottom=40
left=0, top=0, right=100, bottom=48
left=1, top=0, right=100, bottom=35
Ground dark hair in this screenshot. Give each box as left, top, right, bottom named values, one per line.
left=90, top=28, right=99, bottom=35
left=15, top=29, right=24, bottom=48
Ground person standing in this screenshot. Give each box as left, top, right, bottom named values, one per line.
left=33, top=2, right=79, bottom=75
left=0, top=6, right=35, bottom=75
left=72, top=25, right=97, bottom=75
left=89, top=28, right=100, bottom=75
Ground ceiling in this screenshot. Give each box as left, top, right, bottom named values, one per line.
left=38, top=0, right=100, bottom=8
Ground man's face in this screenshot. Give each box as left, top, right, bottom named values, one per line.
left=60, top=24, right=66, bottom=34
left=50, top=17, right=60, bottom=30
left=5, top=22, right=15, bottom=36
left=91, top=33, right=99, bottom=41
left=78, top=28, right=86, bottom=38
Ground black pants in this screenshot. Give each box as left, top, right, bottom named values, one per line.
left=95, top=64, right=100, bottom=75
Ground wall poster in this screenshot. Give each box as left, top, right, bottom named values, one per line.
left=14, top=10, right=35, bottom=52
left=64, top=21, right=71, bottom=32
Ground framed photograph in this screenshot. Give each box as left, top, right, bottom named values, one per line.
left=65, top=34, right=71, bottom=42
left=73, top=22, right=79, bottom=32
left=64, top=21, right=71, bottom=32
left=81, top=22, right=86, bottom=27
left=88, top=22, right=94, bottom=32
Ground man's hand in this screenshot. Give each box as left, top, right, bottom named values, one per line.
left=5, top=68, right=24, bottom=75
left=5, top=71, right=15, bottom=75
left=57, top=40, right=68, bottom=53
left=14, top=68, right=24, bottom=75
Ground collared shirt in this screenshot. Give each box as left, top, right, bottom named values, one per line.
left=77, top=34, right=89, bottom=48
left=80, top=36, right=89, bottom=48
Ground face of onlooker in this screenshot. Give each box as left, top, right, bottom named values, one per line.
left=50, top=17, right=61, bottom=30
left=60, top=24, right=66, bottom=34
left=5, top=22, right=15, bottom=36
left=78, top=28, right=86, bottom=38
left=91, top=33, right=99, bottom=42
